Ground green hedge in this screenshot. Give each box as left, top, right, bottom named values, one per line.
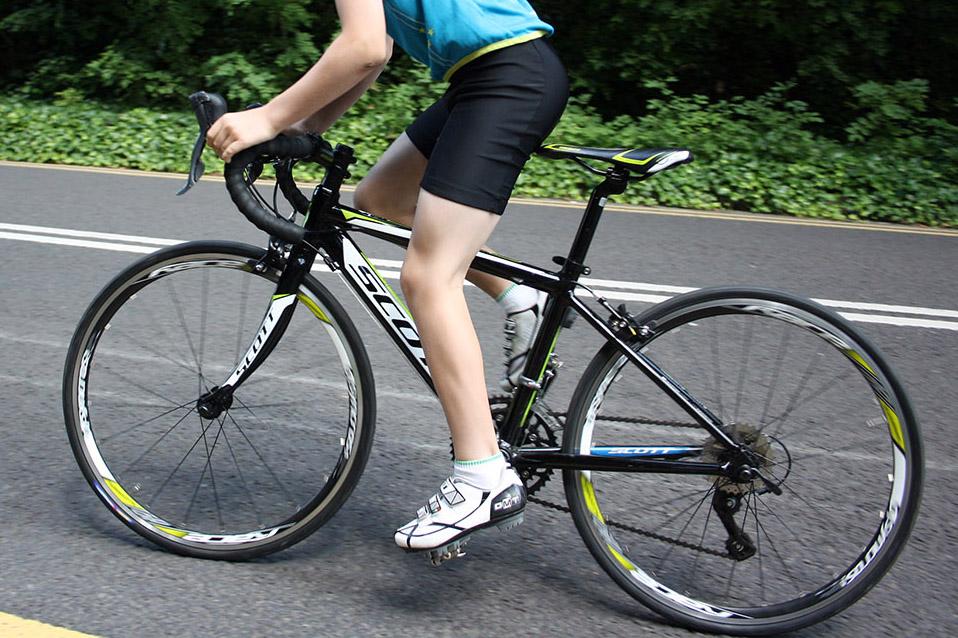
left=2, top=77, right=955, bottom=227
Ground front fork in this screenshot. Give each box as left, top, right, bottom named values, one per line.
left=195, top=243, right=313, bottom=419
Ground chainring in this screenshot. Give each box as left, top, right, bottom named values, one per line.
left=449, top=395, right=562, bottom=496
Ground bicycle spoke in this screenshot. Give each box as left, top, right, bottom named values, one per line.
left=760, top=368, right=849, bottom=438
left=121, top=405, right=198, bottom=475
left=753, top=493, right=803, bottom=586
left=198, top=268, right=209, bottom=376
left=95, top=362, right=185, bottom=407
left=220, top=424, right=264, bottom=528
left=104, top=327, right=198, bottom=376
left=167, top=278, right=203, bottom=380
left=641, top=483, right=717, bottom=510
left=709, top=320, right=725, bottom=418
left=685, top=490, right=717, bottom=594
left=758, top=324, right=792, bottom=427
left=733, top=317, right=755, bottom=423
left=185, top=413, right=225, bottom=529
left=224, top=409, right=299, bottom=509
left=654, top=481, right=718, bottom=572
left=101, top=399, right=195, bottom=443
left=147, top=414, right=218, bottom=505
left=749, top=491, right=767, bottom=603
left=234, top=274, right=252, bottom=366
left=756, top=340, right=822, bottom=435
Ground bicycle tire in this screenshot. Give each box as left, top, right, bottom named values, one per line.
left=562, top=287, right=922, bottom=635
left=63, top=240, right=376, bottom=560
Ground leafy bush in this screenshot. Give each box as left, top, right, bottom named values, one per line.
left=3, top=0, right=955, bottom=129
left=1, top=76, right=954, bottom=227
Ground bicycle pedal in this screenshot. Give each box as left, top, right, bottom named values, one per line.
left=495, top=513, right=524, bottom=532
left=428, top=539, right=468, bottom=567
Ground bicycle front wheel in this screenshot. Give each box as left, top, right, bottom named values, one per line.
left=63, top=241, right=375, bottom=560
left=562, top=287, right=922, bottom=635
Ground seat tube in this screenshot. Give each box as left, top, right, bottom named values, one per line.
left=499, top=171, right=631, bottom=447
left=562, top=170, right=629, bottom=275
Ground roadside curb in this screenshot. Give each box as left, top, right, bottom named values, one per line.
left=2, top=160, right=955, bottom=237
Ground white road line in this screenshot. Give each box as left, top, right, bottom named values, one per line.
left=812, top=299, right=958, bottom=320
left=0, top=222, right=181, bottom=246
left=0, top=231, right=157, bottom=254
left=3, top=225, right=957, bottom=331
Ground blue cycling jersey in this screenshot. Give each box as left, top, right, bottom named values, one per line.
left=383, top=0, right=554, bottom=81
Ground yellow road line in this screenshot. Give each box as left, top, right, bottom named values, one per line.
left=1, top=160, right=955, bottom=237
left=0, top=612, right=100, bottom=638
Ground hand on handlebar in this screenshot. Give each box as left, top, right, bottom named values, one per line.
left=207, top=108, right=281, bottom=163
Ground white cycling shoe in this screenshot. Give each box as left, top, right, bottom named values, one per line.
left=501, top=291, right=547, bottom=390
left=395, top=467, right=527, bottom=565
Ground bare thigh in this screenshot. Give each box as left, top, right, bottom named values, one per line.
left=353, top=133, right=427, bottom=225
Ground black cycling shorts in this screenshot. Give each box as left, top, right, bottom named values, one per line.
left=405, top=37, right=569, bottom=215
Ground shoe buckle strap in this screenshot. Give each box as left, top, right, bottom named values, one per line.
left=439, top=479, right=465, bottom=505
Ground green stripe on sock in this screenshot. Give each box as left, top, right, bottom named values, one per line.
left=495, top=283, right=518, bottom=303
left=454, top=453, right=502, bottom=466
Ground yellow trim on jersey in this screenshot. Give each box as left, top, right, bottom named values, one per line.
left=443, top=31, right=548, bottom=82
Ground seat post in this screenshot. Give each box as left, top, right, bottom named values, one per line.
left=558, top=169, right=630, bottom=282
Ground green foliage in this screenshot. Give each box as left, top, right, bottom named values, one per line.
left=2, top=1, right=955, bottom=128
left=0, top=0, right=337, bottom=107
left=1, top=78, right=953, bottom=227
left=534, top=0, right=957, bottom=128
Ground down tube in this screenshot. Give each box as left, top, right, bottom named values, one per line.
left=334, top=235, right=435, bottom=393
left=568, top=296, right=739, bottom=449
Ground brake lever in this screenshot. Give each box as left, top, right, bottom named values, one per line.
left=177, top=91, right=228, bottom=196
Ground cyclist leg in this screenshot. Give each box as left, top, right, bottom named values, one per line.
left=400, top=189, right=501, bottom=460
left=394, top=189, right=526, bottom=553
left=353, top=133, right=425, bottom=229
left=353, top=132, right=511, bottom=300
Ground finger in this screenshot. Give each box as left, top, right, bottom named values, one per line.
left=207, top=118, right=222, bottom=142
left=208, top=116, right=237, bottom=150
left=222, top=140, right=246, bottom=163
left=215, top=132, right=237, bottom=160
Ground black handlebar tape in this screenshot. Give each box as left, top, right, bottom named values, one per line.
left=276, top=162, right=310, bottom=214
left=224, top=135, right=322, bottom=244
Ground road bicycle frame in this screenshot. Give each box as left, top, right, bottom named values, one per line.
left=212, top=145, right=747, bottom=481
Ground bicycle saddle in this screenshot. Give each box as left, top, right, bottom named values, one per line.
left=537, top=143, right=693, bottom=175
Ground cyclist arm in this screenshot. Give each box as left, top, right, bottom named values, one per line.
left=287, top=48, right=391, bottom=136
left=208, top=0, right=389, bottom=161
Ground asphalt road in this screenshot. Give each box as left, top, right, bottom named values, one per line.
left=1, top=162, right=956, bottom=637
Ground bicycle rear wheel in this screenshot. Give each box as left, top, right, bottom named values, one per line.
left=63, top=241, right=375, bottom=560
left=562, top=287, right=922, bottom=635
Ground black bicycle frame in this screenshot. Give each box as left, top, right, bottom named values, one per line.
left=223, top=146, right=740, bottom=478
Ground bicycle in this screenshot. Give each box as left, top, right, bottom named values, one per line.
left=62, top=91, right=923, bottom=635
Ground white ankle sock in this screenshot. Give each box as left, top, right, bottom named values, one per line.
left=453, top=453, right=507, bottom=490
left=496, top=284, right=539, bottom=315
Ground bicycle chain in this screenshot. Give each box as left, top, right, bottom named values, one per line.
left=531, top=409, right=726, bottom=559
left=492, top=390, right=720, bottom=556
left=528, top=495, right=728, bottom=559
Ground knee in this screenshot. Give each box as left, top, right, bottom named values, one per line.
left=352, top=178, right=378, bottom=214
left=401, top=254, right=466, bottom=307
left=399, top=257, right=427, bottom=303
